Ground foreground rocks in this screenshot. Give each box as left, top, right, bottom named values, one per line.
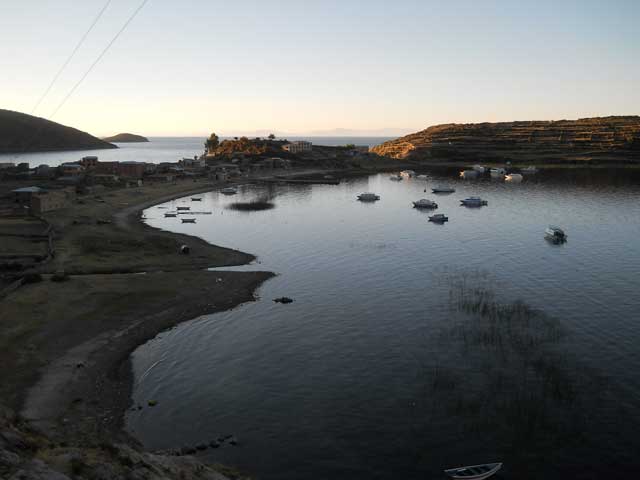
left=371, top=116, right=640, bottom=164
left=0, top=404, right=240, bottom=480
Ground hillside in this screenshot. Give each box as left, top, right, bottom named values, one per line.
left=102, top=132, right=149, bottom=143
left=371, top=116, right=640, bottom=164
left=0, top=109, right=116, bottom=153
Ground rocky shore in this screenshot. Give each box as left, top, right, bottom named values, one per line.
left=0, top=176, right=280, bottom=478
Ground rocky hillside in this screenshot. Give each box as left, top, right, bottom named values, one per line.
left=0, top=109, right=116, bottom=153
left=0, top=404, right=236, bottom=480
left=371, top=116, right=640, bottom=164
left=102, top=133, right=149, bottom=143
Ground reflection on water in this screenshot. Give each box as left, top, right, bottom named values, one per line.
left=128, top=168, right=640, bottom=479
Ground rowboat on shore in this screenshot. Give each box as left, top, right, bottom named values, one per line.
left=444, top=462, right=502, bottom=479
left=221, top=187, right=238, bottom=195
left=505, top=173, right=523, bottom=182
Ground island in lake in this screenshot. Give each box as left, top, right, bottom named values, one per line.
left=102, top=133, right=149, bottom=143
left=0, top=109, right=116, bottom=153
left=371, top=116, right=640, bottom=165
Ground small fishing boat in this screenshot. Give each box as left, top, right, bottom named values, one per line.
left=413, top=199, right=438, bottom=209
left=181, top=218, right=196, bottom=223
left=221, top=187, right=238, bottom=195
left=191, top=197, right=203, bottom=201
left=521, top=166, right=539, bottom=174
left=176, top=206, right=190, bottom=211
left=545, top=225, right=567, bottom=243
left=428, top=213, right=449, bottom=223
left=432, top=186, right=455, bottom=194
left=460, top=196, right=488, bottom=207
left=357, top=192, right=380, bottom=202
left=472, top=165, right=486, bottom=173
left=164, top=212, right=177, bottom=217
left=490, top=168, right=505, bottom=179
left=444, top=462, right=502, bottom=479
left=460, top=169, right=480, bottom=179
left=505, top=173, right=523, bottom=182
left=389, top=174, right=403, bottom=181
left=416, top=174, right=429, bottom=180
left=400, top=170, right=416, bottom=178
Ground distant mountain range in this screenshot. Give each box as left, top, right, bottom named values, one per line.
left=102, top=133, right=149, bottom=143
left=371, top=116, right=640, bottom=164
left=0, top=109, right=116, bottom=154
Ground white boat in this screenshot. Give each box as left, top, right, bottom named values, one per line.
left=432, top=186, right=455, bottom=194
left=357, top=192, right=380, bottom=202
left=490, top=168, right=505, bottom=179
left=545, top=225, right=567, bottom=243
left=444, top=462, right=502, bottom=479
left=400, top=170, right=416, bottom=178
left=472, top=165, right=486, bottom=173
left=428, top=213, right=449, bottom=223
left=505, top=173, right=523, bottom=182
left=412, top=199, right=438, bottom=209
left=389, top=174, right=403, bottom=181
left=460, top=196, right=488, bottom=207
left=221, top=186, right=238, bottom=195
left=522, top=166, right=538, bottom=174
left=416, top=174, right=429, bottom=180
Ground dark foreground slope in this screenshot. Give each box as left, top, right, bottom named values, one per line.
left=371, top=116, right=640, bottom=164
left=0, top=109, right=116, bottom=153
left=102, top=132, right=149, bottom=143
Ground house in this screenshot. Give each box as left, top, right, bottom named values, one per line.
left=180, top=157, right=205, bottom=169
left=88, top=174, right=120, bottom=185
left=30, top=188, right=74, bottom=214
left=0, top=162, right=16, bottom=170
left=34, top=164, right=53, bottom=177
left=117, top=161, right=146, bottom=178
left=60, top=163, right=84, bottom=176
left=282, top=141, right=312, bottom=154
left=80, top=156, right=99, bottom=168
left=12, top=186, right=44, bottom=205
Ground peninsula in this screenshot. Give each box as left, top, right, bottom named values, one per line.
left=102, top=133, right=149, bottom=143
left=0, top=109, right=117, bottom=154
left=371, top=116, right=640, bottom=165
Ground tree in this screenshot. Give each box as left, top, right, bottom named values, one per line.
left=204, top=132, right=219, bottom=153
left=344, top=143, right=356, bottom=149
left=268, top=133, right=276, bottom=140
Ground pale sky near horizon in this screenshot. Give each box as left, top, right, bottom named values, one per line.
left=1, top=0, right=639, bottom=137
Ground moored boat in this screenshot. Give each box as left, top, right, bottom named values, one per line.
left=191, top=197, right=202, bottom=201
left=444, top=462, right=502, bottom=479
left=181, top=218, right=196, bottom=223
left=357, top=192, right=380, bottom=202
left=221, top=186, right=238, bottom=195
left=416, top=174, right=429, bottom=180
left=460, top=169, right=480, bottom=179
left=460, top=196, right=488, bottom=207
left=545, top=225, right=567, bottom=243
left=412, top=198, right=438, bottom=209
left=490, top=168, right=505, bottom=179
left=176, top=206, right=190, bottom=211
left=505, top=173, right=523, bottom=182
left=472, top=165, right=486, bottom=173
left=432, top=186, right=455, bottom=194
left=164, top=212, right=177, bottom=217
left=428, top=213, right=449, bottom=223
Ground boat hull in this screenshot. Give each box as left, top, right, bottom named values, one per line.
left=444, top=462, right=502, bottom=480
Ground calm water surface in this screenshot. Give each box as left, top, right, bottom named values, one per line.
left=129, top=169, right=640, bottom=479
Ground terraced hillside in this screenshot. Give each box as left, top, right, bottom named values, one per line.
left=371, top=116, right=640, bottom=164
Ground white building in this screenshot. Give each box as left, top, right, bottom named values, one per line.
left=282, top=141, right=312, bottom=154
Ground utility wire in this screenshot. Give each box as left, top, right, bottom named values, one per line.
left=50, top=0, right=149, bottom=119
left=31, top=0, right=113, bottom=115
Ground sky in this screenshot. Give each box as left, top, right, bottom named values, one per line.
left=1, top=0, right=639, bottom=137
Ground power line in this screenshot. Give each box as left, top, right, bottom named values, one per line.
left=50, top=0, right=150, bottom=119
left=30, top=0, right=113, bottom=115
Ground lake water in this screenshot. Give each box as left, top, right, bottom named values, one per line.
left=129, top=168, right=640, bottom=479
left=0, top=136, right=392, bottom=167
